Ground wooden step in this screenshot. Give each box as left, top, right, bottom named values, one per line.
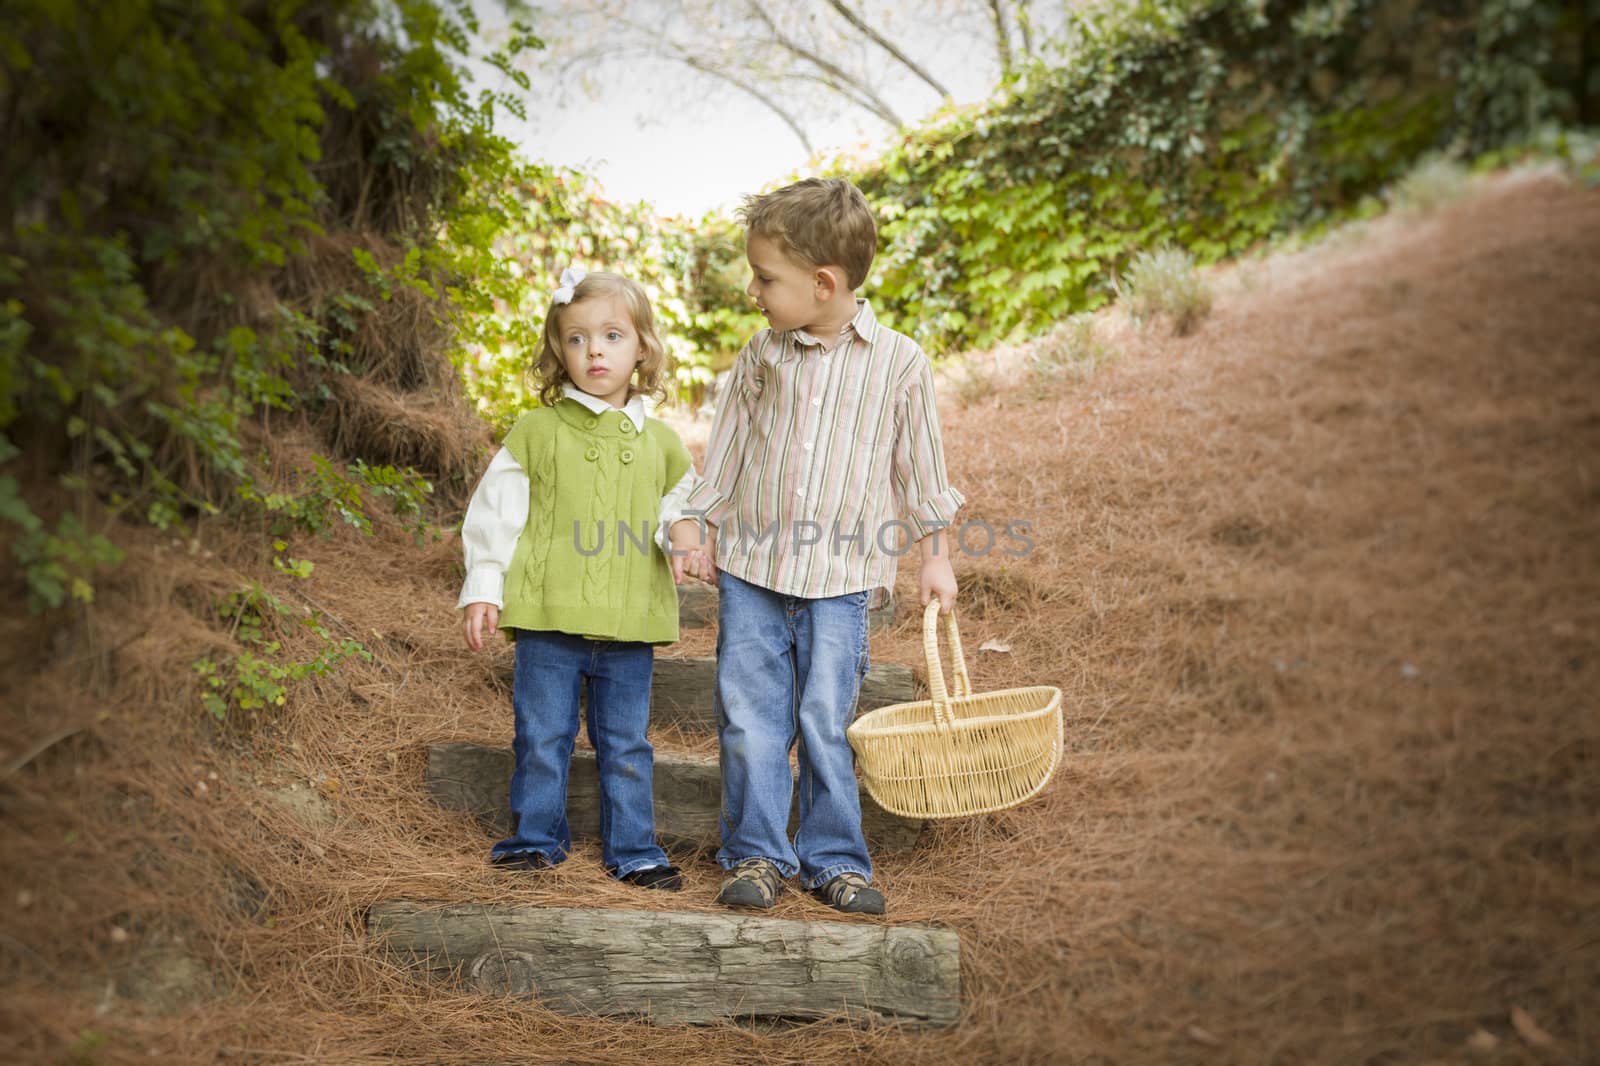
left=652, top=655, right=916, bottom=731
left=427, top=743, right=923, bottom=852
left=493, top=656, right=917, bottom=734
left=368, top=901, right=960, bottom=1026
left=678, top=582, right=897, bottom=630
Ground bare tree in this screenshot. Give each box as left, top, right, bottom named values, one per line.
left=743, top=0, right=905, bottom=126
left=516, top=0, right=1058, bottom=153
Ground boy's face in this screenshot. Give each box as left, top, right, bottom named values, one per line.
left=555, top=294, right=639, bottom=409
left=745, top=234, right=825, bottom=334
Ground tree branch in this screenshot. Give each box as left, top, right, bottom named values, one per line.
left=744, top=0, right=904, bottom=127
left=1015, top=0, right=1035, bottom=58
left=987, top=0, right=1014, bottom=77
left=822, top=0, right=951, bottom=98
left=681, top=56, right=816, bottom=155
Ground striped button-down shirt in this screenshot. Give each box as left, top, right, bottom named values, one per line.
left=680, top=300, right=964, bottom=599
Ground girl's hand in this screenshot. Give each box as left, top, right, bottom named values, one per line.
left=464, top=602, right=499, bottom=651
left=668, top=518, right=718, bottom=585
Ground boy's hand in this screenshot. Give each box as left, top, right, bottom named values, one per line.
left=463, top=602, right=499, bottom=651
left=918, top=530, right=958, bottom=614
left=668, top=518, right=718, bottom=585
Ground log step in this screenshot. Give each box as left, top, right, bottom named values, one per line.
left=496, top=656, right=918, bottom=735
left=427, top=742, right=923, bottom=852
left=678, top=583, right=897, bottom=630
left=368, top=901, right=960, bottom=1026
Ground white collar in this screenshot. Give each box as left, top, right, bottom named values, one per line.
left=562, top=382, right=646, bottom=431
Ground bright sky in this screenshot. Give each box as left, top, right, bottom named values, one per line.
left=469, top=7, right=1007, bottom=219
left=493, top=86, right=859, bottom=219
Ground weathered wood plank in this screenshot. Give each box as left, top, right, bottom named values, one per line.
left=427, top=743, right=923, bottom=852
left=679, top=583, right=897, bottom=631
left=368, top=901, right=961, bottom=1026
left=492, top=656, right=918, bottom=735
left=649, top=656, right=916, bottom=733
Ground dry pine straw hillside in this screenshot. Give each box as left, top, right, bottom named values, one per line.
left=0, top=170, right=1596, bottom=1065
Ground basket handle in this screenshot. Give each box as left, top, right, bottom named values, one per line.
left=922, top=598, right=972, bottom=728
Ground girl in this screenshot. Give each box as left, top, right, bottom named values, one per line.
left=459, top=268, right=714, bottom=890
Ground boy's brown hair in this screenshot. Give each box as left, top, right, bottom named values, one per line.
left=738, top=177, right=878, bottom=290
left=536, top=271, right=669, bottom=408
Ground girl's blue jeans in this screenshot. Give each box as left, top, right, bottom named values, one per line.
left=492, top=628, right=670, bottom=878
left=714, top=571, right=873, bottom=889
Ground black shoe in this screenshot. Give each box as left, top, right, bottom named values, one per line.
left=716, top=857, right=785, bottom=909
left=811, top=872, right=885, bottom=914
left=620, top=864, right=683, bottom=891
left=490, top=851, right=552, bottom=871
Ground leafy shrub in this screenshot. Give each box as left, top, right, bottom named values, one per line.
left=1028, top=315, right=1112, bottom=382
left=192, top=582, right=370, bottom=720
left=951, top=361, right=1000, bottom=408
left=1387, top=155, right=1472, bottom=215
left=1119, top=247, right=1214, bottom=336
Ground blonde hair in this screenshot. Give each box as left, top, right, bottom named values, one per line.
left=536, top=271, right=669, bottom=408
left=738, top=177, right=878, bottom=289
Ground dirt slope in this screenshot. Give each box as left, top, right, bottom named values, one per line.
left=0, top=169, right=1596, bottom=1064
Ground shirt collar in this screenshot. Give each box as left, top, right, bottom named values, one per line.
left=790, top=299, right=880, bottom=352
left=561, top=382, right=646, bottom=431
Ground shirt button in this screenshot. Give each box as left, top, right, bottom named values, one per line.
left=584, top=416, right=598, bottom=429
left=620, top=421, right=633, bottom=434
left=620, top=448, right=634, bottom=463
left=795, top=488, right=805, bottom=498
left=584, top=446, right=599, bottom=461
left=811, top=397, right=821, bottom=407
left=803, top=441, right=814, bottom=451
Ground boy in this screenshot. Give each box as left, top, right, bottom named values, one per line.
left=667, top=178, right=963, bottom=915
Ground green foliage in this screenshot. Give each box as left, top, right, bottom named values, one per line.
left=271, top=539, right=316, bottom=579
left=65, top=1028, right=107, bottom=1066
left=5, top=506, right=126, bottom=612
left=1474, top=124, right=1600, bottom=187
left=192, top=581, right=370, bottom=720
left=0, top=0, right=538, bottom=610
left=236, top=456, right=434, bottom=543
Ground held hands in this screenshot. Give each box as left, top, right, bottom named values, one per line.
left=668, top=518, right=718, bottom=585
left=463, top=601, right=499, bottom=652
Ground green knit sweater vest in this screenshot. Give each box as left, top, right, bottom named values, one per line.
left=498, top=398, right=691, bottom=644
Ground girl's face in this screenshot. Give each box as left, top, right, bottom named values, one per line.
left=556, top=294, right=641, bottom=409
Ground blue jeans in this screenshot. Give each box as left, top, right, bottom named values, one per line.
left=714, top=571, right=872, bottom=889
left=492, top=629, right=670, bottom=878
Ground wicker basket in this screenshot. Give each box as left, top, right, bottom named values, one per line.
left=847, top=600, right=1063, bottom=819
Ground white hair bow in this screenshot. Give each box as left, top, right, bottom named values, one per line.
left=552, top=266, right=587, bottom=305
